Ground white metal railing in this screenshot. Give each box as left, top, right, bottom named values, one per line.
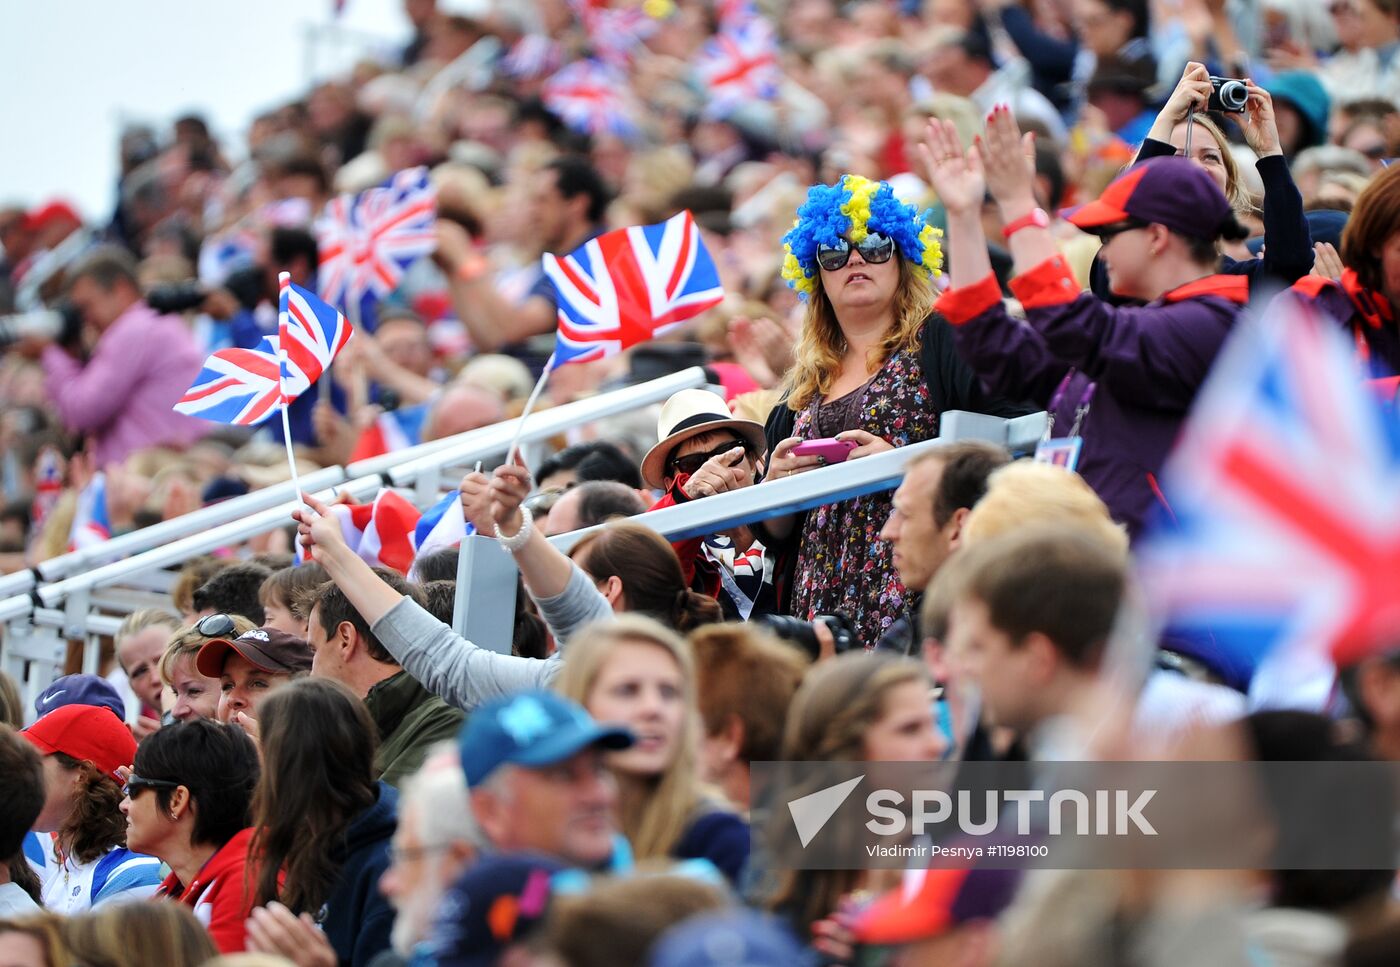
left=370, top=368, right=711, bottom=504
left=0, top=570, right=35, bottom=598
left=37, top=465, right=348, bottom=581
left=38, top=475, right=385, bottom=611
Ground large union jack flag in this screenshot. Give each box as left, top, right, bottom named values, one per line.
left=315, top=166, right=436, bottom=321
left=543, top=210, right=725, bottom=367
left=1137, top=295, right=1400, bottom=701
left=695, top=13, right=780, bottom=114
left=542, top=59, right=639, bottom=139
left=175, top=276, right=353, bottom=425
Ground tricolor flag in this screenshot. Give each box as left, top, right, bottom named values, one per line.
left=68, top=473, right=111, bottom=552
left=542, top=209, right=725, bottom=367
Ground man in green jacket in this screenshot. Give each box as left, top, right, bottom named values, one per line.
left=306, top=572, right=464, bottom=788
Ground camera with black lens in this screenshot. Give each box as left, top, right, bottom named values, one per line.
left=1207, top=76, right=1249, bottom=113
left=0, top=302, right=83, bottom=351
left=754, top=612, right=859, bottom=659
left=145, top=280, right=208, bottom=314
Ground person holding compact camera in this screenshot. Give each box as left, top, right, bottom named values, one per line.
left=758, top=174, right=1028, bottom=653
left=19, top=245, right=207, bottom=468
left=1089, top=60, right=1315, bottom=297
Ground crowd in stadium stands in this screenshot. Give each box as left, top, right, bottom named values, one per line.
left=4, top=0, right=1400, bottom=964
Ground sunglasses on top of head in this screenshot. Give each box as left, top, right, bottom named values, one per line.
left=816, top=233, right=896, bottom=272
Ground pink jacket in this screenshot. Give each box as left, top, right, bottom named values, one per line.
left=43, top=301, right=207, bottom=467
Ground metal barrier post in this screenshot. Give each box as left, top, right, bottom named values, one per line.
left=452, top=534, right=518, bottom=655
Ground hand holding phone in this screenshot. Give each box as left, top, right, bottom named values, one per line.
left=791, top=438, right=859, bottom=463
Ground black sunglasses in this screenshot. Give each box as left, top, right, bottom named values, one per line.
left=195, top=613, right=237, bottom=638
left=815, top=232, right=895, bottom=272
left=668, top=439, right=752, bottom=477
left=1093, top=218, right=1150, bottom=241
left=122, top=774, right=180, bottom=798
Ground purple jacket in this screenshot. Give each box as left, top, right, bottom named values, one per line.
left=1288, top=271, right=1400, bottom=396
left=42, top=301, right=207, bottom=468
left=940, top=257, right=1249, bottom=538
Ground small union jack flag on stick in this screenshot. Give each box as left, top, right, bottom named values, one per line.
left=504, top=210, right=726, bottom=464
left=542, top=59, right=640, bottom=139
left=695, top=13, right=780, bottom=115
left=315, top=166, right=436, bottom=323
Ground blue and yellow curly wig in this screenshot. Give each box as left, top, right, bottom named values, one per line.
left=780, top=174, right=943, bottom=300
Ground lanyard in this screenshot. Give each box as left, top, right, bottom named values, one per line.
left=1043, top=371, right=1097, bottom=441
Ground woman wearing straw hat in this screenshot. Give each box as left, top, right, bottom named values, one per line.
left=640, top=388, right=776, bottom=621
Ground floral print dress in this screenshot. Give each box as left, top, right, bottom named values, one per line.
left=789, top=344, right=942, bottom=649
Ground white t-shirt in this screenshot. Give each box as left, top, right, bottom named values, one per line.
left=0, top=882, right=41, bottom=918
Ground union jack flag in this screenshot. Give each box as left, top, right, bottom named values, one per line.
left=695, top=14, right=780, bottom=114
left=543, top=210, right=725, bottom=367
left=569, top=0, right=657, bottom=66
left=713, top=0, right=758, bottom=28
left=501, top=33, right=564, bottom=79
left=1137, top=295, right=1400, bottom=700
left=542, top=59, right=639, bottom=138
left=175, top=277, right=353, bottom=425
left=315, top=166, right=437, bottom=321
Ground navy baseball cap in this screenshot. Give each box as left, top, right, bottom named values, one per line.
left=34, top=674, right=126, bottom=723
left=458, top=690, right=633, bottom=786
left=428, top=853, right=565, bottom=967
left=1063, top=156, right=1243, bottom=241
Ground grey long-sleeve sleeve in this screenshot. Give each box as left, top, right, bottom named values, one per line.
left=371, top=597, right=563, bottom=711
left=369, top=563, right=614, bottom=712
left=530, top=564, right=614, bottom=644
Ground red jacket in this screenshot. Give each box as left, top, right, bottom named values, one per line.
left=156, top=827, right=258, bottom=953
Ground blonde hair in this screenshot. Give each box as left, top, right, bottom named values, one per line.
left=158, top=615, right=257, bottom=687
left=554, top=615, right=716, bottom=862
left=1165, top=115, right=1258, bottom=217
left=961, top=460, right=1129, bottom=556
left=115, top=608, right=180, bottom=651
left=785, top=257, right=934, bottom=410
left=0, top=912, right=73, bottom=967
left=60, top=901, right=216, bottom=967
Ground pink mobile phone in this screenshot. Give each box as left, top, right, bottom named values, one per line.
left=791, top=438, right=858, bottom=462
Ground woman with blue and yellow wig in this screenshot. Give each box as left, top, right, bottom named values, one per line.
left=756, top=174, right=1025, bottom=651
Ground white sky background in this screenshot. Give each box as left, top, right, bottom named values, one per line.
left=0, top=1, right=412, bottom=220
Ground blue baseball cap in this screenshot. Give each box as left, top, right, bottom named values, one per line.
left=649, top=910, right=813, bottom=967
left=34, top=674, right=126, bottom=723
left=459, top=690, right=634, bottom=786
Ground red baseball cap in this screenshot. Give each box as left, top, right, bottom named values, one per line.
left=1061, top=156, right=1241, bottom=241
left=22, top=704, right=135, bottom=782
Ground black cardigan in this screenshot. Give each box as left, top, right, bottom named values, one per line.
left=1089, top=138, right=1314, bottom=303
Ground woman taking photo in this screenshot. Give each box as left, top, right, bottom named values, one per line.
left=555, top=615, right=748, bottom=885
left=761, top=173, right=1024, bottom=649
left=761, top=651, right=943, bottom=952
left=292, top=484, right=719, bottom=712
left=21, top=705, right=162, bottom=913
left=925, top=108, right=1251, bottom=538
left=121, top=719, right=260, bottom=953
left=1087, top=60, right=1314, bottom=297
left=248, top=677, right=396, bottom=967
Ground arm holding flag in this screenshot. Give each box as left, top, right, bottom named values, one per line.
left=294, top=492, right=565, bottom=711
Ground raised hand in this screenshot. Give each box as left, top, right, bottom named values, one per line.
left=292, top=491, right=346, bottom=559
left=488, top=463, right=533, bottom=538
left=980, top=105, right=1037, bottom=211
left=1239, top=81, right=1282, bottom=158
left=919, top=118, right=985, bottom=217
